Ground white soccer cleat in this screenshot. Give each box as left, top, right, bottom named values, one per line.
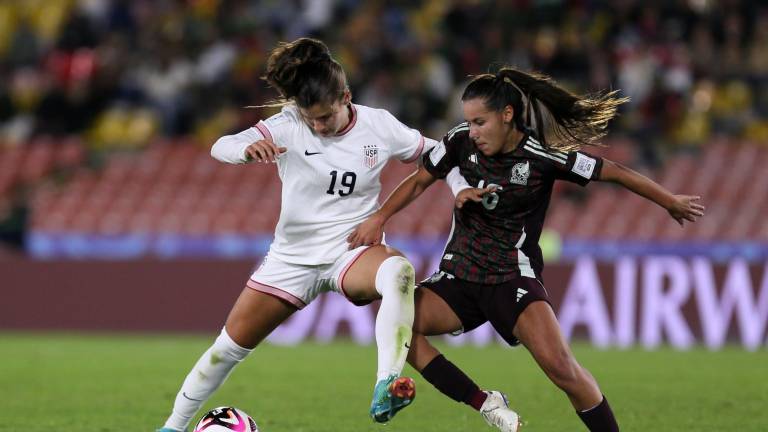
left=480, top=391, right=521, bottom=432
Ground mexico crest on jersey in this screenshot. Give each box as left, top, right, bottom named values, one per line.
left=363, top=145, right=379, bottom=168
left=510, top=161, right=530, bottom=185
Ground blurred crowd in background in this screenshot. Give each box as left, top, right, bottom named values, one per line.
left=2, top=0, right=766, bottom=155
left=1, top=0, right=767, bottom=254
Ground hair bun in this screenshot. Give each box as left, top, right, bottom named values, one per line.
left=289, top=38, right=331, bottom=64
left=262, top=38, right=347, bottom=107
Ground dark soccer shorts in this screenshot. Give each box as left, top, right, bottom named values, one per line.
left=419, top=272, right=551, bottom=346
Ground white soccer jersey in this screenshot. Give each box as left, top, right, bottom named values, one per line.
left=212, top=103, right=440, bottom=265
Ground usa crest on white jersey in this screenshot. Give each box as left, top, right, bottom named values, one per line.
left=363, top=144, right=379, bottom=168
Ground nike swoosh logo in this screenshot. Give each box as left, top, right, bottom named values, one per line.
left=405, top=342, right=410, bottom=349
left=182, top=392, right=204, bottom=402
left=304, top=150, right=322, bottom=156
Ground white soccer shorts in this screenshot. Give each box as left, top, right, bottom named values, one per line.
left=247, top=245, right=374, bottom=309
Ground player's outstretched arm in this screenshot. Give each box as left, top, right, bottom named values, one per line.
left=598, top=158, right=705, bottom=226
left=347, top=166, right=437, bottom=249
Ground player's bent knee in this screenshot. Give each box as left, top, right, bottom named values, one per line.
left=215, top=327, right=254, bottom=361
left=375, top=256, right=415, bottom=298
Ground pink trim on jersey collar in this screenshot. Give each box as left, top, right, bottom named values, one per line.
left=334, top=103, right=357, bottom=137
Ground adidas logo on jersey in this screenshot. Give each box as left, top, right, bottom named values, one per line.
left=516, top=288, right=528, bottom=303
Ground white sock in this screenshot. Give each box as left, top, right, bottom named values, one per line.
left=163, top=328, right=253, bottom=431
left=374, top=256, right=415, bottom=381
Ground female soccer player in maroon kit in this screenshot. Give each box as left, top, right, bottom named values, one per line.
left=349, top=67, right=705, bottom=431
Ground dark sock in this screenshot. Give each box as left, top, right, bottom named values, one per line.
left=467, top=390, right=489, bottom=411
left=577, top=396, right=619, bottom=432
left=420, top=354, right=488, bottom=410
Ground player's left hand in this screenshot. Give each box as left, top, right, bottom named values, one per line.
left=667, top=195, right=705, bottom=226
left=347, top=213, right=385, bottom=249
left=456, top=186, right=497, bottom=209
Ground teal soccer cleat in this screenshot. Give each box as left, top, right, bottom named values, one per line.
left=156, top=428, right=185, bottom=432
left=369, top=375, right=416, bottom=423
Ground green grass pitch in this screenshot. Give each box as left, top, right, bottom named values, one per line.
left=0, top=333, right=765, bottom=431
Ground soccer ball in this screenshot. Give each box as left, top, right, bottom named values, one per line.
left=193, top=406, right=259, bottom=432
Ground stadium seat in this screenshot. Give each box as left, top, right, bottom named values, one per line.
left=22, top=137, right=768, bottom=248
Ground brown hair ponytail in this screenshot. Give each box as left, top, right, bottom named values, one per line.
left=462, top=67, right=629, bottom=152
left=261, top=38, right=348, bottom=108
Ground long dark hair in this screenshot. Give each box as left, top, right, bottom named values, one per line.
left=261, top=38, right=348, bottom=108
left=462, top=67, right=629, bottom=151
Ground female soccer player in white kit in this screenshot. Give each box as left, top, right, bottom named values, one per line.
left=157, top=38, right=469, bottom=431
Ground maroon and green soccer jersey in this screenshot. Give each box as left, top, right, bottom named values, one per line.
left=423, top=122, right=604, bottom=284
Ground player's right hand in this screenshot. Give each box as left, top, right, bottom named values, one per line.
left=245, top=139, right=287, bottom=163
left=455, top=186, right=497, bottom=209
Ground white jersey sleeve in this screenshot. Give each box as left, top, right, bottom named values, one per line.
left=210, top=127, right=264, bottom=164
left=210, top=107, right=300, bottom=164
left=253, top=107, right=298, bottom=149
left=445, top=167, right=471, bottom=195
left=380, top=110, right=425, bottom=163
